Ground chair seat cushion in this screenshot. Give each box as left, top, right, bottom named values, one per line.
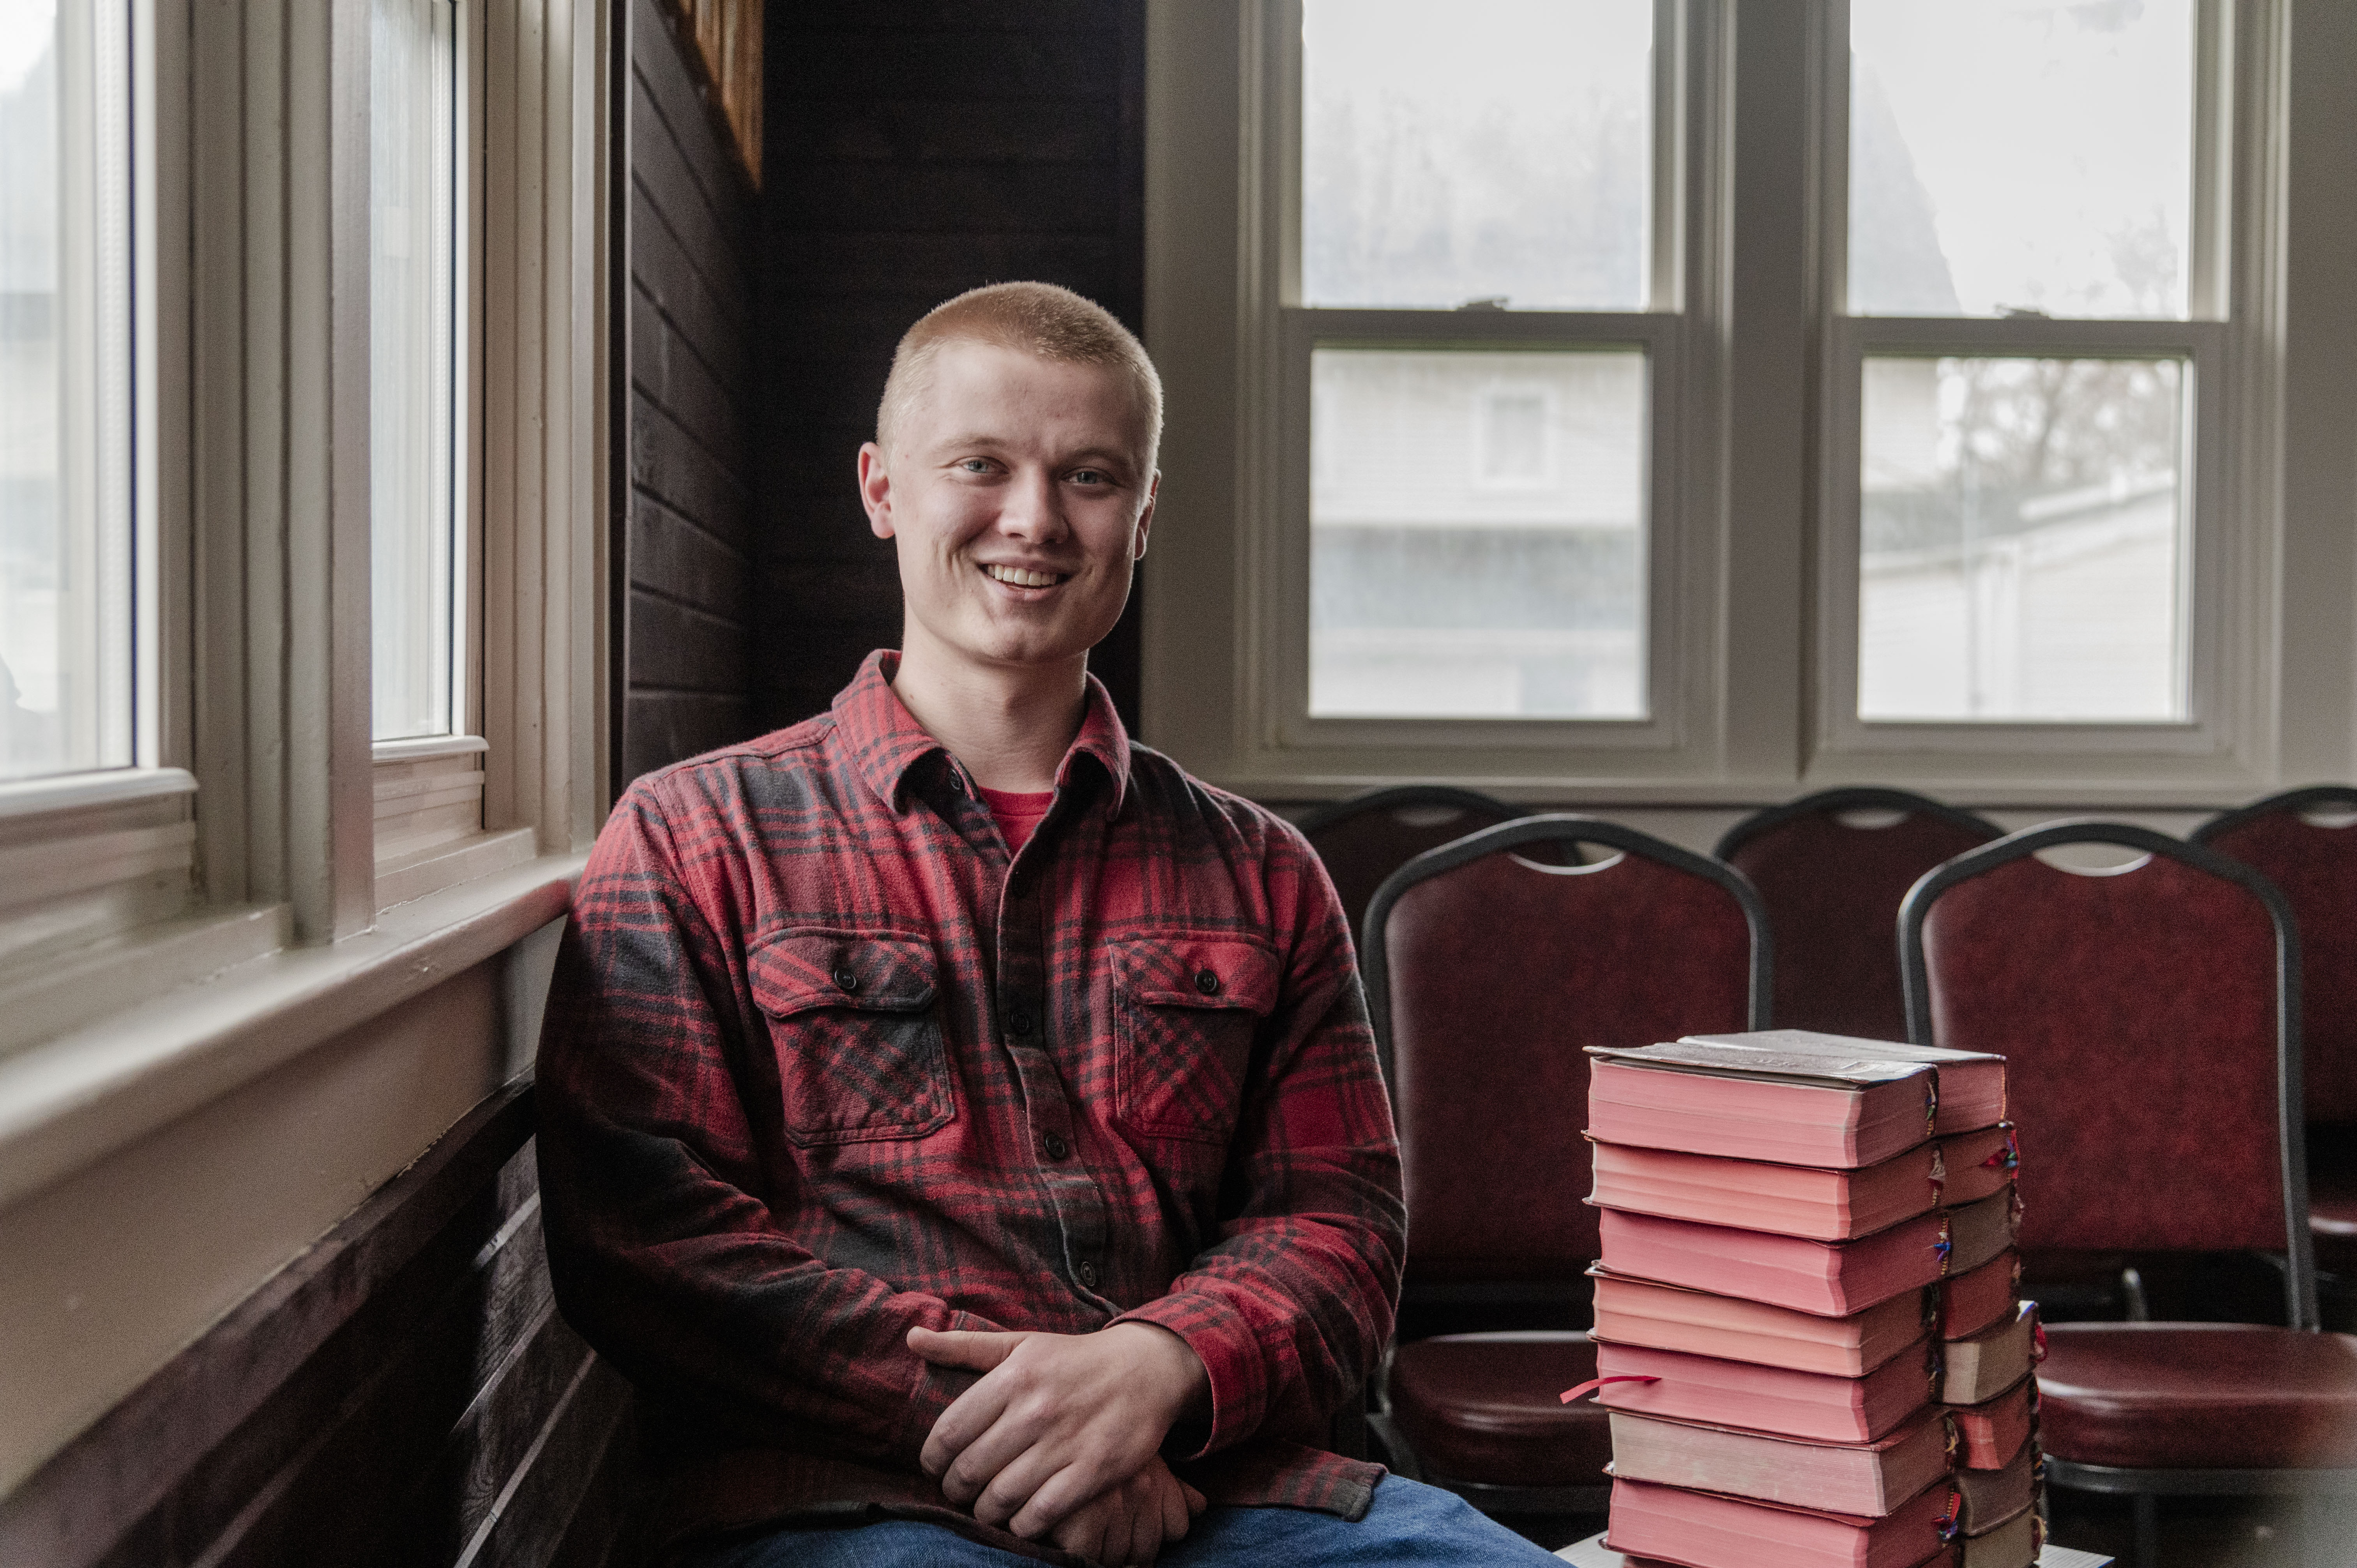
left=2038, top=1323, right=2357, bottom=1469
left=1386, top=1331, right=1613, bottom=1490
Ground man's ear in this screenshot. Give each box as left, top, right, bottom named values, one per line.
left=858, top=441, right=896, bottom=539
left=1132, top=471, right=1158, bottom=561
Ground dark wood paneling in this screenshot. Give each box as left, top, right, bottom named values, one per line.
left=618, top=0, right=765, bottom=792
left=0, top=1083, right=638, bottom=1568
left=754, top=0, right=1149, bottom=736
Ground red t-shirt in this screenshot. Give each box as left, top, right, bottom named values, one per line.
left=975, top=785, right=1055, bottom=855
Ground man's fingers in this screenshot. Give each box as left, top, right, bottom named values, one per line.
left=1183, top=1481, right=1207, bottom=1513
left=1004, top=1459, right=1109, bottom=1540
left=918, top=1374, right=1016, bottom=1480
left=907, top=1325, right=1030, bottom=1372
left=1051, top=1500, right=1108, bottom=1566
left=1159, top=1472, right=1192, bottom=1540
left=1127, top=1479, right=1164, bottom=1564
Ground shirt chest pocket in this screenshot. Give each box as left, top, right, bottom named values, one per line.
left=1114, top=936, right=1281, bottom=1146
left=749, top=930, right=955, bottom=1146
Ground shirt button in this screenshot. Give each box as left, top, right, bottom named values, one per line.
left=1008, top=1007, right=1034, bottom=1035
left=1194, top=968, right=1221, bottom=996
left=1076, top=1259, right=1099, bottom=1290
left=833, top=966, right=860, bottom=993
left=1042, top=1131, right=1071, bottom=1161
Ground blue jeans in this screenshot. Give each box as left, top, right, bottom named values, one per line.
left=680, top=1476, right=1561, bottom=1566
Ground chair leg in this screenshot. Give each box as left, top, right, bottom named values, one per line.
left=2133, top=1493, right=2161, bottom=1568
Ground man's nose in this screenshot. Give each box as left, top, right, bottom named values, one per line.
left=997, top=468, right=1069, bottom=542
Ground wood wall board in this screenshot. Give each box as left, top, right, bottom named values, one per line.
left=753, top=0, right=1147, bottom=736
left=0, top=1080, right=614, bottom=1568
left=627, top=592, right=762, bottom=696
left=617, top=0, right=767, bottom=794
left=625, top=694, right=763, bottom=780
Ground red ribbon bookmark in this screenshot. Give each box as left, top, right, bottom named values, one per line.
left=1560, top=1375, right=1661, bottom=1404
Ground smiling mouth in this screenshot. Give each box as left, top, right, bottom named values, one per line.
left=982, top=563, right=1069, bottom=589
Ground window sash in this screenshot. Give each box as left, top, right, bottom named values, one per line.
left=1243, top=0, right=1719, bottom=766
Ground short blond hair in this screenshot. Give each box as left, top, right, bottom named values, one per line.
left=876, top=282, right=1163, bottom=466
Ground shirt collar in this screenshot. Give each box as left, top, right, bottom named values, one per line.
left=833, top=649, right=1133, bottom=818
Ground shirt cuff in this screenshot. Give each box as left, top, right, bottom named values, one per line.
left=890, top=1305, right=998, bottom=1464
left=1112, top=1293, right=1266, bottom=1460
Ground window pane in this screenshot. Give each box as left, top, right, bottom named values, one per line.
left=1310, top=348, right=1647, bottom=719
left=1858, top=356, right=2187, bottom=722
left=2, top=0, right=132, bottom=782
left=370, top=0, right=457, bottom=741
left=1849, top=0, right=2194, bottom=318
left=1301, top=0, right=1652, bottom=311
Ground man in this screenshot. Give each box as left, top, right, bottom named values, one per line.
left=537, top=283, right=1558, bottom=1565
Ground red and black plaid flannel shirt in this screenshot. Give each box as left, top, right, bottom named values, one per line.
left=536, top=652, right=1406, bottom=1556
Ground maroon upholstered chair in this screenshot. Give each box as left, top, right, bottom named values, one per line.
left=1715, top=787, right=2000, bottom=1041
left=1899, top=822, right=2357, bottom=1564
left=1361, top=815, right=1770, bottom=1516
left=2197, top=786, right=2357, bottom=1287
left=1299, top=786, right=1526, bottom=951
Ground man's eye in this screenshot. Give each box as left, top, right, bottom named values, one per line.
left=1069, top=469, right=1108, bottom=486
left=959, top=458, right=993, bottom=474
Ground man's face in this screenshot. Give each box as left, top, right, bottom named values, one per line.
left=860, top=342, right=1156, bottom=678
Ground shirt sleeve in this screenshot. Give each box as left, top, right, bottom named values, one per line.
left=1111, top=819, right=1407, bottom=1457
left=534, top=780, right=1000, bottom=1469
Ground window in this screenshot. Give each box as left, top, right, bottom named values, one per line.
left=370, top=0, right=461, bottom=744
left=1, top=0, right=134, bottom=782
left=1288, top=0, right=1678, bottom=733
left=1149, top=1, right=2333, bottom=802
left=1827, top=0, right=2216, bottom=739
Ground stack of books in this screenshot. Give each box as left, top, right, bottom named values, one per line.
left=1572, top=1029, right=2043, bottom=1568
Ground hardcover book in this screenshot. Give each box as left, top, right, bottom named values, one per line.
left=1587, top=1051, right=1939, bottom=1170
left=1941, top=1302, right=2040, bottom=1407
left=1603, top=1473, right=1958, bottom=1568
left=1677, top=1031, right=2009, bottom=1135
left=1936, top=1251, right=2022, bottom=1341
left=1588, top=1266, right=1931, bottom=1378
left=1958, top=1439, right=2040, bottom=1533
left=1587, top=1138, right=1946, bottom=1241
left=1950, top=1375, right=2037, bottom=1469
left=1604, top=1407, right=1954, bottom=1517
left=1590, top=1337, right=1935, bottom=1444
left=1595, top=1191, right=2012, bottom=1318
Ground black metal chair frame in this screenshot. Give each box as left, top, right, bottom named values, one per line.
left=1712, top=785, right=2004, bottom=864
left=1357, top=814, right=1774, bottom=1517
left=2192, top=784, right=2357, bottom=849
left=1296, top=784, right=1523, bottom=839
left=1896, top=819, right=2353, bottom=1563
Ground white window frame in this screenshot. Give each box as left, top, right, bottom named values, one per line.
left=0, top=0, right=610, bottom=1201
left=1148, top=0, right=1738, bottom=793
left=1807, top=0, right=2279, bottom=794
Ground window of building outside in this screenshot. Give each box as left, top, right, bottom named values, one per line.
left=1300, top=0, right=1657, bottom=723
left=370, top=0, right=459, bottom=743
left=1843, top=0, right=2203, bottom=726
left=0, top=0, right=134, bottom=782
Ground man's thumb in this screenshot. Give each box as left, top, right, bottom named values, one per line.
left=907, top=1324, right=1025, bottom=1370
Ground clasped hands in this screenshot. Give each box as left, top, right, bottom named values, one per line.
left=908, top=1321, right=1211, bottom=1566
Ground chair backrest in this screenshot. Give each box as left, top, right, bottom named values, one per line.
left=1716, top=788, right=2002, bottom=1041
left=2196, top=786, right=2357, bottom=1126
left=1898, top=821, right=2318, bottom=1329
left=1299, top=786, right=1527, bottom=947
left=1364, top=815, right=1770, bottom=1290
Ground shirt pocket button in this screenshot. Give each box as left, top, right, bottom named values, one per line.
left=1193, top=968, right=1220, bottom=996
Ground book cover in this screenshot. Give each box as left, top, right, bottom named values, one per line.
left=1937, top=1252, right=2022, bottom=1341
left=1677, top=1030, right=2008, bottom=1136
